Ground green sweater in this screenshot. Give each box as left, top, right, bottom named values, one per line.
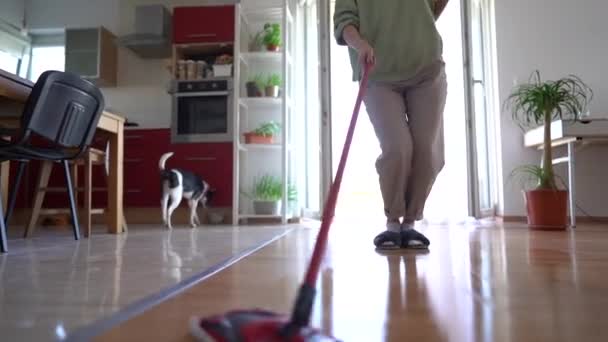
left=333, top=0, right=443, bottom=81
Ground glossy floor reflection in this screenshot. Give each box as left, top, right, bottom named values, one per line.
left=94, top=221, right=608, bottom=342
left=0, top=224, right=291, bottom=341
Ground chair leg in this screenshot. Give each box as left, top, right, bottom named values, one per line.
left=5, top=161, right=26, bottom=226
left=0, top=183, right=7, bottom=253
left=63, top=160, right=80, bottom=240
left=24, top=161, right=53, bottom=238
left=84, top=154, right=92, bottom=238
left=71, top=163, right=79, bottom=207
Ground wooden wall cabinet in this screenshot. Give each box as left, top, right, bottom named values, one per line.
left=65, top=26, right=117, bottom=87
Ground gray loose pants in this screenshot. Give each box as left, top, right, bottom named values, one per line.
left=362, top=59, right=447, bottom=222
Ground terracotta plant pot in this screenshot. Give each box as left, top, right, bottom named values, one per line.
left=266, top=44, right=280, bottom=52
left=244, top=133, right=274, bottom=144
left=524, top=189, right=568, bottom=230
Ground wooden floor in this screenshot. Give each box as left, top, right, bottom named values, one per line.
left=90, top=221, right=608, bottom=342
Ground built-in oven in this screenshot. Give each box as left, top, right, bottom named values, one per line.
left=171, top=78, right=234, bottom=143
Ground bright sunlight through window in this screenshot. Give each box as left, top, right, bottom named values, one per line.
left=0, top=50, right=19, bottom=74
left=29, top=46, right=65, bottom=82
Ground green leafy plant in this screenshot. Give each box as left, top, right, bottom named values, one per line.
left=250, top=175, right=283, bottom=201
left=508, top=165, right=567, bottom=191
left=266, top=73, right=281, bottom=87
left=253, top=121, right=281, bottom=137
left=262, top=23, right=281, bottom=48
left=287, top=183, right=297, bottom=202
left=504, top=70, right=592, bottom=190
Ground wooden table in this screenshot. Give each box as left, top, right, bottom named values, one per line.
left=0, top=68, right=125, bottom=234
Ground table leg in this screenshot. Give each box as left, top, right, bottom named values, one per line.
left=568, top=141, right=576, bottom=228
left=107, top=124, right=124, bottom=234
left=1, top=161, right=8, bottom=212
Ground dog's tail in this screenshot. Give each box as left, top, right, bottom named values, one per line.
left=159, top=152, right=174, bottom=171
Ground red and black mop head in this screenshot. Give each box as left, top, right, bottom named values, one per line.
left=189, top=64, right=371, bottom=342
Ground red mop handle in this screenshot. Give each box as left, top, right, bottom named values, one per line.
left=303, top=63, right=371, bottom=287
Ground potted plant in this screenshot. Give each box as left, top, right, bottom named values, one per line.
left=505, top=70, right=592, bottom=229
left=250, top=30, right=265, bottom=52
left=246, top=74, right=264, bottom=97
left=265, top=74, right=281, bottom=97
left=287, top=183, right=298, bottom=216
left=250, top=175, right=283, bottom=215
left=213, top=54, right=233, bottom=77
left=243, top=121, right=280, bottom=144
left=262, top=23, right=281, bottom=51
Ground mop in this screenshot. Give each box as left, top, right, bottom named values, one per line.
left=189, top=63, right=372, bottom=342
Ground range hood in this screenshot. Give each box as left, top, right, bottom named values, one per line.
left=117, top=4, right=172, bottom=59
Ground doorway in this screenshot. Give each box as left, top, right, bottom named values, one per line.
left=326, top=0, right=494, bottom=226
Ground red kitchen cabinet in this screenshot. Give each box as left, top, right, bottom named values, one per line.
left=173, top=6, right=235, bottom=44
left=123, top=129, right=170, bottom=207
left=11, top=129, right=234, bottom=213
left=122, top=129, right=233, bottom=209
left=167, top=142, right=233, bottom=207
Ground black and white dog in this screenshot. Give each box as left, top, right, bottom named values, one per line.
left=159, top=152, right=214, bottom=229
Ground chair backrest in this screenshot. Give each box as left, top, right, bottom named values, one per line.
left=20, top=70, right=105, bottom=157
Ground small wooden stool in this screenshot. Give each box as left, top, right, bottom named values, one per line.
left=25, top=146, right=128, bottom=238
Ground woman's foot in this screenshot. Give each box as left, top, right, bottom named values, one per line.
left=373, top=220, right=402, bottom=250
left=400, top=221, right=430, bottom=249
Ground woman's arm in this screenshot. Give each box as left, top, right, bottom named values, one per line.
left=342, top=25, right=366, bottom=51
left=343, top=25, right=375, bottom=66
left=333, top=0, right=359, bottom=46
left=334, top=0, right=375, bottom=65
left=434, top=0, right=449, bottom=19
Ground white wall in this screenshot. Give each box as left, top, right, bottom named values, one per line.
left=24, top=0, right=235, bottom=129
left=495, top=0, right=608, bottom=217
left=0, top=0, right=25, bottom=29
left=25, top=0, right=120, bottom=33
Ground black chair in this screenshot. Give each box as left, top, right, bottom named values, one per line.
left=0, top=70, right=105, bottom=253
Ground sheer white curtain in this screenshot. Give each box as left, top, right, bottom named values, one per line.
left=330, top=0, right=473, bottom=226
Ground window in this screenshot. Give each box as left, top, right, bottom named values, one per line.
left=0, top=49, right=19, bottom=73
left=29, top=45, right=65, bottom=82
left=0, top=20, right=30, bottom=76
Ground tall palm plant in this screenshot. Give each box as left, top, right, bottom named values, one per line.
left=504, top=70, right=593, bottom=190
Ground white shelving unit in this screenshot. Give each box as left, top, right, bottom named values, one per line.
left=233, top=0, right=297, bottom=224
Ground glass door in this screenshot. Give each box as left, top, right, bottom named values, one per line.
left=292, top=0, right=324, bottom=219
left=462, top=0, right=498, bottom=218
left=317, top=0, right=334, bottom=217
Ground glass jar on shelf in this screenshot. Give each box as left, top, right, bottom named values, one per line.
left=196, top=61, right=207, bottom=79
left=186, top=60, right=196, bottom=80
left=176, top=60, right=186, bottom=80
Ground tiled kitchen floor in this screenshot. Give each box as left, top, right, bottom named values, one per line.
left=0, top=224, right=294, bottom=341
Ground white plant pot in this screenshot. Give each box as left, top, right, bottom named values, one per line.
left=213, top=64, right=232, bottom=77
left=253, top=200, right=281, bottom=215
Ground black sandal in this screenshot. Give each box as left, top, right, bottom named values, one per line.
left=400, top=229, right=430, bottom=249
left=373, top=231, right=402, bottom=250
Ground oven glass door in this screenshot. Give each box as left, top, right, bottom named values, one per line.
left=176, top=92, right=229, bottom=135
